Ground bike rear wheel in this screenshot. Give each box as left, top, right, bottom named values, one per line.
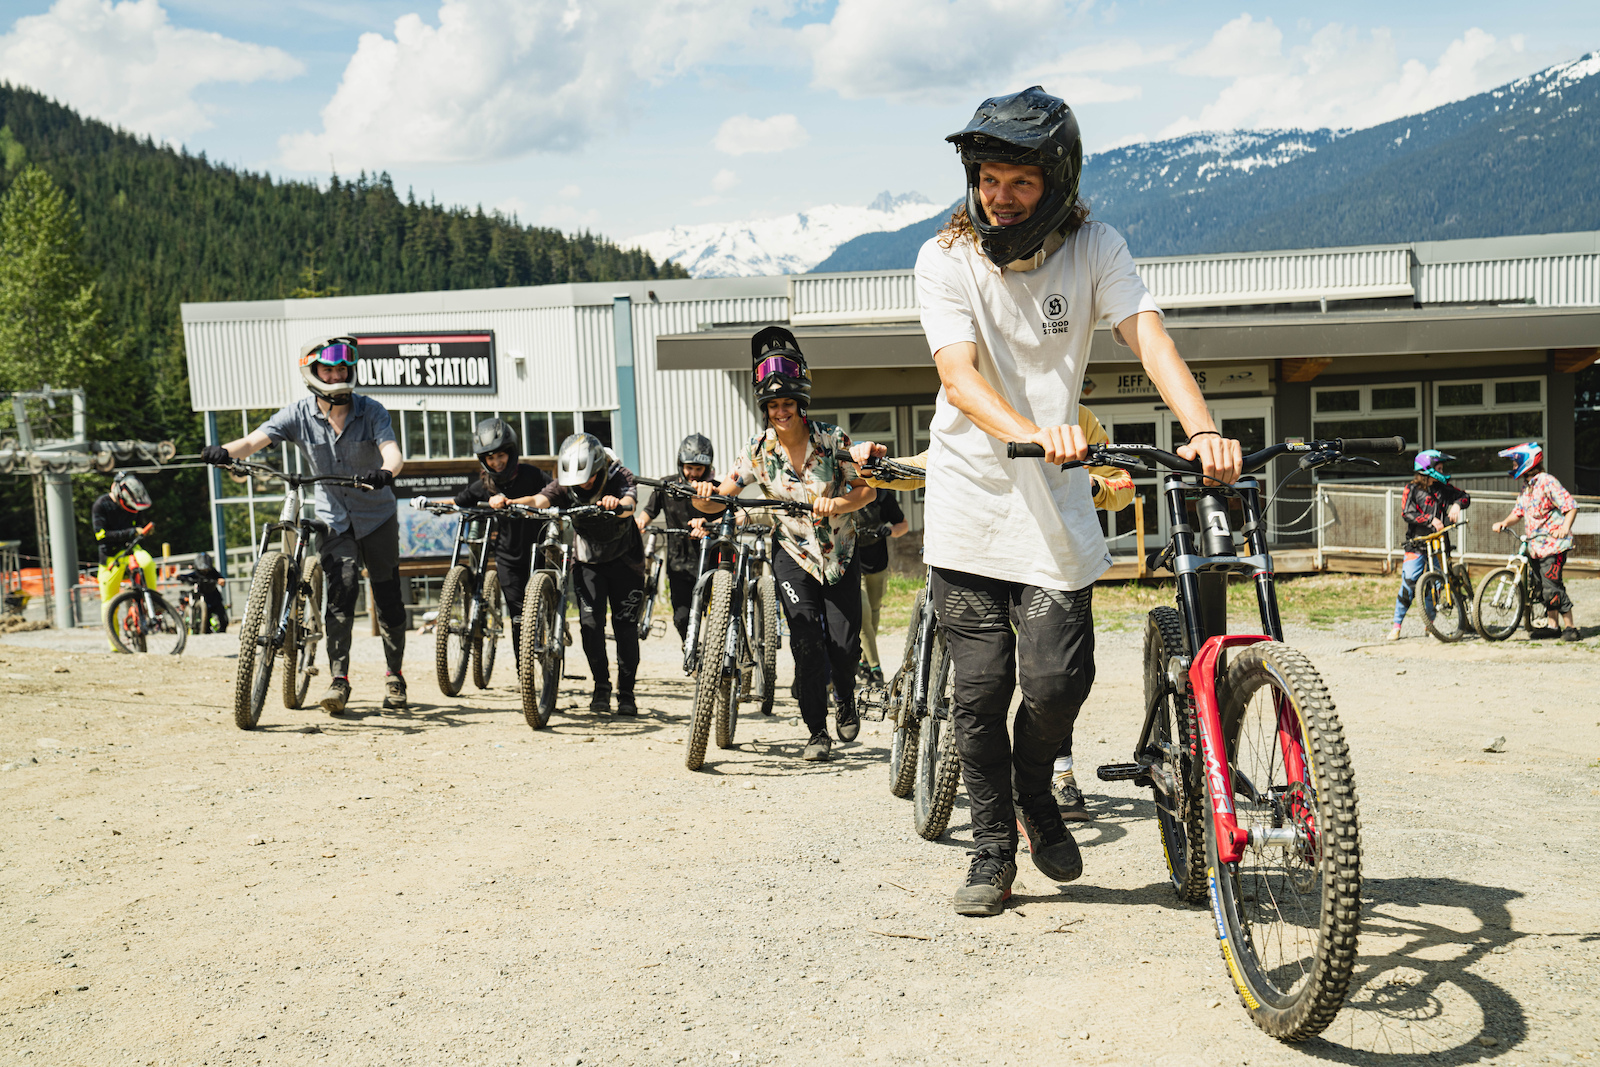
left=1146, top=606, right=1206, bottom=903
left=473, top=569, right=503, bottom=689
left=520, top=571, right=561, bottom=729
left=105, top=592, right=146, bottom=654
left=752, top=574, right=779, bottom=716
left=913, top=630, right=962, bottom=840
left=282, top=558, right=324, bottom=709
left=1209, top=642, right=1361, bottom=1041
left=435, top=565, right=473, bottom=697
left=1473, top=566, right=1525, bottom=640
left=887, top=590, right=926, bottom=798
left=637, top=557, right=662, bottom=641
left=687, top=570, right=732, bottom=770
left=233, top=552, right=287, bottom=730
left=1419, top=570, right=1469, bottom=642
left=109, top=592, right=187, bottom=656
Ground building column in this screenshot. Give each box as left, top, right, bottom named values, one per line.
left=611, top=295, right=641, bottom=471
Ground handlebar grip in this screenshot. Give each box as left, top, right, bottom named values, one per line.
left=1338, top=436, right=1406, bottom=455
left=1007, top=442, right=1045, bottom=459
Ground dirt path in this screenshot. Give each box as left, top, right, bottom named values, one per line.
left=2, top=585, right=1598, bottom=1067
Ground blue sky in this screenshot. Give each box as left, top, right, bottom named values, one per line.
left=1, top=0, right=1596, bottom=242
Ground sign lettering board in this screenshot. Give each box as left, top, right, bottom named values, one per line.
left=353, top=331, right=497, bottom=393
left=1082, top=362, right=1270, bottom=399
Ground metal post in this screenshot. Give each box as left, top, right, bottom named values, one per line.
left=1134, top=495, right=1147, bottom=578
left=206, top=411, right=228, bottom=580
left=611, top=295, right=641, bottom=471
left=43, top=470, right=78, bottom=628
left=1385, top=488, right=1394, bottom=574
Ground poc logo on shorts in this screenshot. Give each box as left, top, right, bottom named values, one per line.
left=780, top=581, right=800, bottom=604
left=1042, top=293, right=1070, bottom=336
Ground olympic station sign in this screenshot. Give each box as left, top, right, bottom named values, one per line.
left=352, top=331, right=497, bottom=393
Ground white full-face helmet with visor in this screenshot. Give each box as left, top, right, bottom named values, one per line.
left=299, top=336, right=360, bottom=405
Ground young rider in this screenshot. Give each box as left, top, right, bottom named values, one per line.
left=919, top=86, right=1240, bottom=916
left=851, top=402, right=1135, bottom=820
left=855, top=488, right=909, bottom=686
left=636, top=433, right=716, bottom=643
left=517, top=433, right=644, bottom=715
left=202, top=336, right=409, bottom=714
left=1491, top=442, right=1580, bottom=641
left=178, top=551, right=229, bottom=634
left=694, top=327, right=876, bottom=762
left=1388, top=450, right=1470, bottom=641
left=93, top=471, right=156, bottom=651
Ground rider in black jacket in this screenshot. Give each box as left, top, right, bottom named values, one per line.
left=1390, top=450, right=1470, bottom=640
left=636, top=433, right=716, bottom=642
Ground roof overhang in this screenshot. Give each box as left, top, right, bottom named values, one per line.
left=655, top=305, right=1600, bottom=370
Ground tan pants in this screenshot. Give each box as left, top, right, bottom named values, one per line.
left=859, top=567, right=889, bottom=669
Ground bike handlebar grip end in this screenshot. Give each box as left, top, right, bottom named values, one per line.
left=1339, top=436, right=1407, bottom=454
left=1007, top=442, right=1045, bottom=459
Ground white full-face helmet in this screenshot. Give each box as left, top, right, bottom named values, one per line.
left=556, top=433, right=608, bottom=487
left=298, top=336, right=359, bottom=405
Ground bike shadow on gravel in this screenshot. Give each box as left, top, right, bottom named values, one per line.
left=1296, top=877, right=1537, bottom=1065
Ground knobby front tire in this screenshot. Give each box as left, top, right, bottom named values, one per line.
left=752, top=574, right=780, bottom=717
left=282, top=557, right=324, bottom=709
left=234, top=551, right=288, bottom=731
left=1146, top=606, right=1206, bottom=903
left=105, top=592, right=148, bottom=654
left=687, top=570, right=732, bottom=770
left=887, top=590, right=925, bottom=799
left=913, top=629, right=962, bottom=841
left=520, top=571, right=561, bottom=730
left=1473, top=566, right=1525, bottom=641
left=473, top=569, right=503, bottom=690
left=435, top=565, right=472, bottom=697
left=1419, top=570, right=1470, bottom=643
left=1209, top=642, right=1361, bottom=1041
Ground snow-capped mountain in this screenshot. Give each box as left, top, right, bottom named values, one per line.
left=627, top=191, right=942, bottom=278
left=1083, top=128, right=1346, bottom=216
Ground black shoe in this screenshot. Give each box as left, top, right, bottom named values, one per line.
left=1015, top=791, right=1083, bottom=883
left=802, top=731, right=831, bottom=761
left=382, top=674, right=407, bottom=711
left=320, top=677, right=352, bottom=716
left=1562, top=627, right=1581, bottom=643
left=589, top=686, right=612, bottom=714
left=1052, top=772, right=1091, bottom=822
left=616, top=692, right=638, bottom=716
left=868, top=666, right=884, bottom=686
left=857, top=660, right=873, bottom=683
left=836, top=703, right=860, bottom=742
left=953, top=848, right=1017, bottom=917
left=1530, top=625, right=1560, bottom=640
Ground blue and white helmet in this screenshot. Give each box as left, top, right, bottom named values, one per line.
left=1497, top=442, right=1542, bottom=480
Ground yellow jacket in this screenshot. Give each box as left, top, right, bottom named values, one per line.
left=863, top=405, right=1137, bottom=512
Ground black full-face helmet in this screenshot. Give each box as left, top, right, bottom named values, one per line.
left=946, top=85, right=1083, bottom=266
left=750, top=326, right=811, bottom=418
left=473, top=417, right=521, bottom=490
left=677, top=433, right=714, bottom=476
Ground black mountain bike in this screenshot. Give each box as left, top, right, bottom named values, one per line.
left=227, top=459, right=364, bottom=730
left=1013, top=433, right=1403, bottom=1041
left=413, top=501, right=509, bottom=696
left=639, top=478, right=803, bottom=770
left=517, top=503, right=615, bottom=730
left=175, top=570, right=227, bottom=634
left=882, top=566, right=959, bottom=840
left=637, top=526, right=694, bottom=641
left=104, top=534, right=187, bottom=656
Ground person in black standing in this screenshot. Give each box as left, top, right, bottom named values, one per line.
left=178, top=551, right=229, bottom=634
left=517, top=433, right=644, bottom=716
left=854, top=487, right=908, bottom=684
left=635, top=433, right=715, bottom=643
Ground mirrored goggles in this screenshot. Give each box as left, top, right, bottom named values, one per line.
left=755, top=355, right=802, bottom=381
left=315, top=342, right=359, bottom=366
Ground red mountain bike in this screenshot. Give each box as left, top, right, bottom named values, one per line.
left=1010, top=434, right=1403, bottom=1041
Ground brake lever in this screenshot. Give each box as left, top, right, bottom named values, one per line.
left=1335, top=456, right=1381, bottom=468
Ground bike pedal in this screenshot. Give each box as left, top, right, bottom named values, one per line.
left=1097, top=762, right=1151, bottom=783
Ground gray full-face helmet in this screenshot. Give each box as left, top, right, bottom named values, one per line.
left=556, top=432, right=608, bottom=487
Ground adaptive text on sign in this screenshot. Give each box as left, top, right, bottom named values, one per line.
left=352, top=332, right=497, bottom=393
left=1108, top=362, right=1269, bottom=398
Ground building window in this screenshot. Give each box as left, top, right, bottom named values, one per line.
left=400, top=410, right=425, bottom=458
left=449, top=412, right=474, bottom=457
left=581, top=410, right=613, bottom=448
left=552, top=411, right=575, bottom=448
left=523, top=412, right=551, bottom=455
left=1433, top=376, right=1545, bottom=474
left=1311, top=382, right=1421, bottom=479
left=426, top=411, right=448, bottom=457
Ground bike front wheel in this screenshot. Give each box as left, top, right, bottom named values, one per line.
left=1209, top=642, right=1361, bottom=1041
left=435, top=565, right=473, bottom=697
left=687, top=570, right=733, bottom=770
left=1419, top=571, right=1469, bottom=642
left=1146, top=606, right=1205, bottom=903
left=282, top=557, right=324, bottom=709
left=108, top=592, right=187, bottom=656
left=913, top=630, right=962, bottom=840
left=473, top=569, right=503, bottom=689
left=520, top=570, right=561, bottom=729
left=887, top=590, right=925, bottom=798
left=233, top=552, right=288, bottom=730
left=1473, top=566, right=1525, bottom=640
left=637, top=557, right=662, bottom=641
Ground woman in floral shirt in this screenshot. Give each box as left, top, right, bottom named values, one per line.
left=1491, top=442, right=1581, bottom=641
left=694, top=327, right=875, bottom=761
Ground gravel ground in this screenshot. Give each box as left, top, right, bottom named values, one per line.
left=2, top=581, right=1598, bottom=1067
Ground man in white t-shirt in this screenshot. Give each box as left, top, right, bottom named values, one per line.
left=920, top=86, right=1243, bottom=917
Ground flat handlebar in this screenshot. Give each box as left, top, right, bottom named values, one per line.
left=635, top=476, right=812, bottom=516
left=1006, top=436, right=1406, bottom=477
left=227, top=459, right=375, bottom=491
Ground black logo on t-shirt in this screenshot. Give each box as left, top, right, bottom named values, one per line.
left=1042, top=293, right=1070, bottom=335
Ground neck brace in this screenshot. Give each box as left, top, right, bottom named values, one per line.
left=1005, top=227, right=1066, bottom=273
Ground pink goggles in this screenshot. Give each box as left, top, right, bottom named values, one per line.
left=755, top=355, right=802, bottom=381
left=314, top=342, right=358, bottom=366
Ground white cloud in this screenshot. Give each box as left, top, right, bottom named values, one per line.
left=280, top=0, right=788, bottom=170
left=558, top=184, right=581, bottom=198
left=1162, top=17, right=1539, bottom=136
left=712, top=168, right=739, bottom=192
left=0, top=0, right=303, bottom=141
left=712, top=113, right=808, bottom=155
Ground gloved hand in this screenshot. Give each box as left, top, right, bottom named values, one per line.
left=877, top=523, right=894, bottom=539
left=358, top=469, right=394, bottom=491
left=410, top=495, right=429, bottom=510
left=138, top=522, right=155, bottom=536
left=201, top=445, right=232, bottom=466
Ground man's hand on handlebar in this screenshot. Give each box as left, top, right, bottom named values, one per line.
left=201, top=445, right=232, bottom=466
left=359, top=468, right=394, bottom=491
left=850, top=441, right=888, bottom=466
left=1025, top=423, right=1089, bottom=467
left=689, top=517, right=708, bottom=539
left=1177, top=433, right=1243, bottom=486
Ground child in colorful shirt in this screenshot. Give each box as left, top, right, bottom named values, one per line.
left=1491, top=442, right=1581, bottom=641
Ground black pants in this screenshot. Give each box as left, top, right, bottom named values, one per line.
left=931, top=567, right=1096, bottom=853
left=575, top=556, right=644, bottom=697
left=774, top=550, right=861, bottom=736
left=667, top=567, right=696, bottom=642
left=198, top=586, right=228, bottom=633
left=322, top=515, right=406, bottom=680
left=496, top=557, right=530, bottom=668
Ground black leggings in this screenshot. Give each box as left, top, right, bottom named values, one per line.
left=496, top=558, right=529, bottom=667
left=931, top=567, right=1096, bottom=853
left=667, top=567, right=696, bottom=642
left=773, top=549, right=861, bottom=735
left=574, top=556, right=645, bottom=696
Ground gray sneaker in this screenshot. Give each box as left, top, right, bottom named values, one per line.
left=320, top=677, right=352, bottom=716
left=382, top=674, right=407, bottom=711
left=1052, top=771, right=1091, bottom=822
left=802, top=731, right=831, bottom=761
left=953, top=849, right=1017, bottom=917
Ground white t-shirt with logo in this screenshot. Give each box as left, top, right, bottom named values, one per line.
left=917, top=221, right=1161, bottom=591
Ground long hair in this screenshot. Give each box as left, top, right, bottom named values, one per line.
left=936, top=198, right=1092, bottom=251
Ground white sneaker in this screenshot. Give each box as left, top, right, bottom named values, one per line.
left=1385, top=624, right=1401, bottom=642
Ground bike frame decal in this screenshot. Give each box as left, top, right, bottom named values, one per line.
left=1189, top=633, right=1269, bottom=865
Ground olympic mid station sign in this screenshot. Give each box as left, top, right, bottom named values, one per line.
left=352, top=331, right=497, bottom=393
